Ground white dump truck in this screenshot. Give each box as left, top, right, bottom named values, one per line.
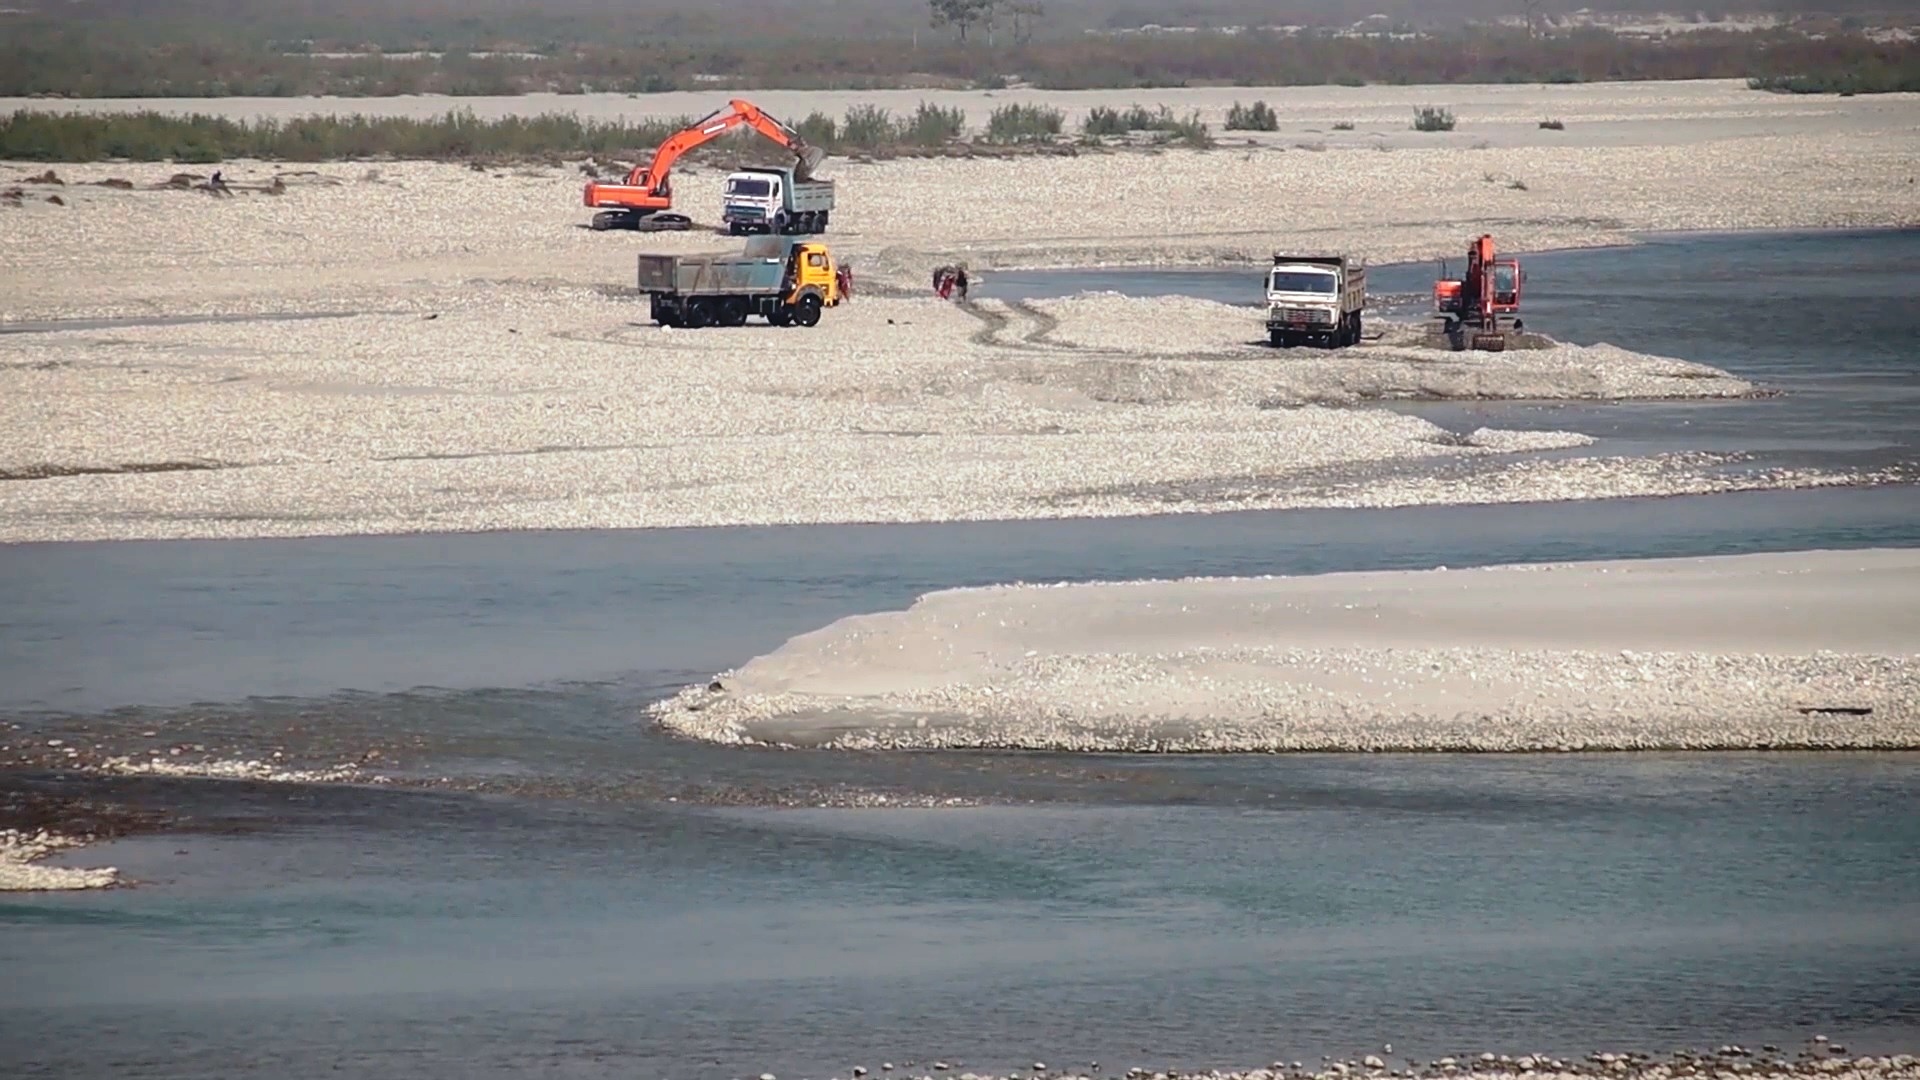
left=1265, top=254, right=1366, bottom=348
left=722, top=165, right=835, bottom=236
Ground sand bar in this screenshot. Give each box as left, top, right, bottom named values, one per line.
left=651, top=548, right=1920, bottom=751
left=0, top=285, right=1867, bottom=542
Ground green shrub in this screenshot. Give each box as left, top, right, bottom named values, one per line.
left=1080, top=103, right=1210, bottom=146
left=1412, top=106, right=1456, bottom=132
left=794, top=111, right=837, bottom=146
left=985, top=103, right=1064, bottom=143
left=1224, top=100, right=1278, bottom=131
left=1539, top=118, right=1565, bottom=129
left=900, top=101, right=966, bottom=146
left=838, top=104, right=898, bottom=148
left=1332, top=120, right=1355, bottom=131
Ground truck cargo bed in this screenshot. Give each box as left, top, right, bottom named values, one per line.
left=636, top=236, right=800, bottom=296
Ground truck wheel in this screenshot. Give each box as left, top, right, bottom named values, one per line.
left=719, top=298, right=749, bottom=327
left=1269, top=329, right=1285, bottom=348
left=773, top=212, right=791, bottom=235
left=768, top=308, right=793, bottom=327
left=794, top=294, right=823, bottom=327
left=682, top=301, right=711, bottom=329
left=1352, top=313, right=1364, bottom=344
left=817, top=212, right=830, bottom=232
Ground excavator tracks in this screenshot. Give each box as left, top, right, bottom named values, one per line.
left=591, top=211, right=695, bottom=232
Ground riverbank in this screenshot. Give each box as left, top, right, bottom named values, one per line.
left=651, top=547, right=1920, bottom=752
left=778, top=1051, right=1919, bottom=1080
left=3, top=81, right=1916, bottom=314
left=1, top=81, right=1915, bottom=542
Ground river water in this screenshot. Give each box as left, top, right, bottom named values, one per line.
left=3, top=229, right=1918, bottom=1079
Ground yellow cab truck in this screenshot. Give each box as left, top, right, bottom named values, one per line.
left=636, top=235, right=847, bottom=328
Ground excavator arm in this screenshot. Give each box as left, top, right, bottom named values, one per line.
left=622, top=99, right=824, bottom=193
left=584, top=98, right=825, bottom=228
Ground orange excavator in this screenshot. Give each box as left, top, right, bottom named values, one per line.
left=584, top=98, right=827, bottom=232
left=1433, top=234, right=1525, bottom=351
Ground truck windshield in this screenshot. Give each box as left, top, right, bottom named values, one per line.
left=726, top=178, right=772, bottom=197
left=1270, top=270, right=1337, bottom=294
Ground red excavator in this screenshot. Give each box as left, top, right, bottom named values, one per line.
left=584, top=98, right=827, bottom=232
left=1433, top=234, right=1524, bottom=351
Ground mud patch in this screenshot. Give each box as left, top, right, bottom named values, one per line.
left=0, top=460, right=236, bottom=482
left=0, top=310, right=382, bottom=336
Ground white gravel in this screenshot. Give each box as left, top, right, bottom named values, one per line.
left=0, top=79, right=1913, bottom=541
left=0, top=286, right=1871, bottom=542
left=804, top=1054, right=1913, bottom=1080
left=0, top=829, right=119, bottom=892
left=92, top=755, right=378, bottom=784
left=650, top=548, right=1920, bottom=751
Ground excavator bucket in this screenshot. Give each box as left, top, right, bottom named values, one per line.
left=794, top=144, right=827, bottom=180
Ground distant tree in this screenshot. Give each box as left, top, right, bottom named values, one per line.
left=930, top=0, right=996, bottom=43
left=1005, top=1, right=1044, bottom=46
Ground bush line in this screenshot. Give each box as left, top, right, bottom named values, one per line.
left=0, top=103, right=1211, bottom=163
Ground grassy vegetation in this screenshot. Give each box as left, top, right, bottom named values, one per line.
left=0, top=109, right=704, bottom=163
left=5, top=25, right=1917, bottom=98
left=985, top=103, right=1065, bottom=144
left=1412, top=106, right=1457, bottom=132
left=1538, top=118, right=1566, bottom=129
left=0, top=102, right=1125, bottom=163
left=1081, top=105, right=1212, bottom=147
left=1224, top=100, right=1279, bottom=132
left=1332, top=120, right=1356, bottom=131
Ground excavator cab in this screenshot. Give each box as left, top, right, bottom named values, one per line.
left=1491, top=261, right=1521, bottom=310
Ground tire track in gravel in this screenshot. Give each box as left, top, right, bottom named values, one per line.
left=958, top=299, right=1069, bottom=351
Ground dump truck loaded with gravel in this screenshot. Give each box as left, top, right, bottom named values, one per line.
left=1266, top=254, right=1367, bottom=348
left=637, top=235, right=848, bottom=328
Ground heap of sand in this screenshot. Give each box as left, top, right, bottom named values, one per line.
left=650, top=547, right=1920, bottom=752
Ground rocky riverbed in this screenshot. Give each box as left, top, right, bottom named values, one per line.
left=738, top=1044, right=1918, bottom=1080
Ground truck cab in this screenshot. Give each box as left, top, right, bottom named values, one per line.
left=722, top=171, right=783, bottom=230
left=1266, top=255, right=1367, bottom=349
left=779, top=239, right=844, bottom=308
left=723, top=166, right=835, bottom=236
